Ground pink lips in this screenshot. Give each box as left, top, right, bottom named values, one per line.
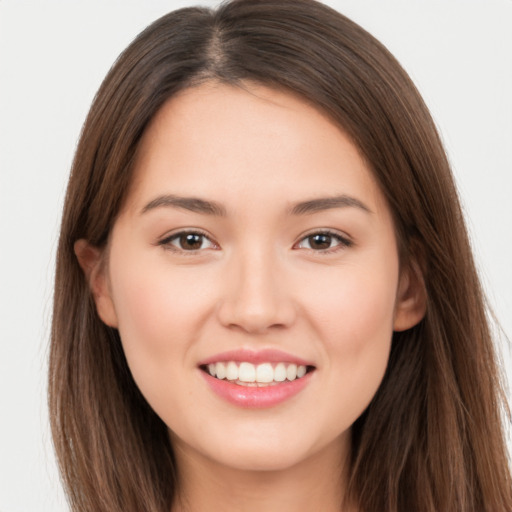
left=198, top=349, right=315, bottom=409
left=198, top=348, right=312, bottom=367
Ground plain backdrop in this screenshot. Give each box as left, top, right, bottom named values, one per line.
left=1, top=1, right=511, bottom=510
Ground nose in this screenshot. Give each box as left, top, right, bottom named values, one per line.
left=216, top=249, right=296, bottom=334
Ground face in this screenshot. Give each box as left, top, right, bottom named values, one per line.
left=79, top=83, right=424, bottom=474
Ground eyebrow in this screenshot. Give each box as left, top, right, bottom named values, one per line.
left=290, top=195, right=372, bottom=215
left=141, top=193, right=371, bottom=217
left=141, top=194, right=227, bottom=216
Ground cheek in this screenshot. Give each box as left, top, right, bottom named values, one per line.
left=107, top=251, right=217, bottom=399
left=304, top=258, right=398, bottom=341
left=301, top=261, right=398, bottom=420
left=110, top=255, right=211, bottom=344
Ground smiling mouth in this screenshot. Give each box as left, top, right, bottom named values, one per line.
left=200, top=361, right=315, bottom=387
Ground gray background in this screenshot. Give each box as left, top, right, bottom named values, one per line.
left=1, top=1, right=511, bottom=510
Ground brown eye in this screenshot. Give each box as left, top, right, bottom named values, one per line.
left=296, top=231, right=351, bottom=252
left=307, top=234, right=333, bottom=250
left=178, top=233, right=204, bottom=250
left=160, top=231, right=216, bottom=252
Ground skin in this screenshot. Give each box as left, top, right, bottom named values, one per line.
left=76, top=82, right=425, bottom=511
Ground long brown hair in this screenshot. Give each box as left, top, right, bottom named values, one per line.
left=49, top=1, right=512, bottom=510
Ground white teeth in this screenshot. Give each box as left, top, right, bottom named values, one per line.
left=286, top=363, right=297, bottom=381
left=239, top=362, right=256, bottom=382
left=216, top=361, right=226, bottom=380
left=226, top=361, right=238, bottom=381
left=274, top=363, right=287, bottom=382
left=205, top=361, right=309, bottom=384
left=256, top=363, right=274, bottom=383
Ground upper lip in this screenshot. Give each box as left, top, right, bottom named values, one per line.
left=198, top=348, right=314, bottom=367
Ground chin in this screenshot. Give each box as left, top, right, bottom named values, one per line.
left=191, top=425, right=333, bottom=473
left=209, top=444, right=310, bottom=472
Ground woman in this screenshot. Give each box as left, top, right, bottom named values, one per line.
left=49, top=0, right=512, bottom=510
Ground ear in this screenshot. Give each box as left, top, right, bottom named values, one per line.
left=393, top=260, right=427, bottom=332
left=74, top=239, right=119, bottom=328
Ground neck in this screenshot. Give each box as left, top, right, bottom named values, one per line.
left=171, top=436, right=356, bottom=512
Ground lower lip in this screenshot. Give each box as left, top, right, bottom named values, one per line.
left=200, top=370, right=313, bottom=408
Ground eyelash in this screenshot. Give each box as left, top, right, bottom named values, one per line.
left=157, top=229, right=353, bottom=254
left=293, top=229, right=353, bottom=254
left=158, top=229, right=219, bottom=254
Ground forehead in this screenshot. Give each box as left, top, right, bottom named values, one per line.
left=125, top=82, right=385, bottom=217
